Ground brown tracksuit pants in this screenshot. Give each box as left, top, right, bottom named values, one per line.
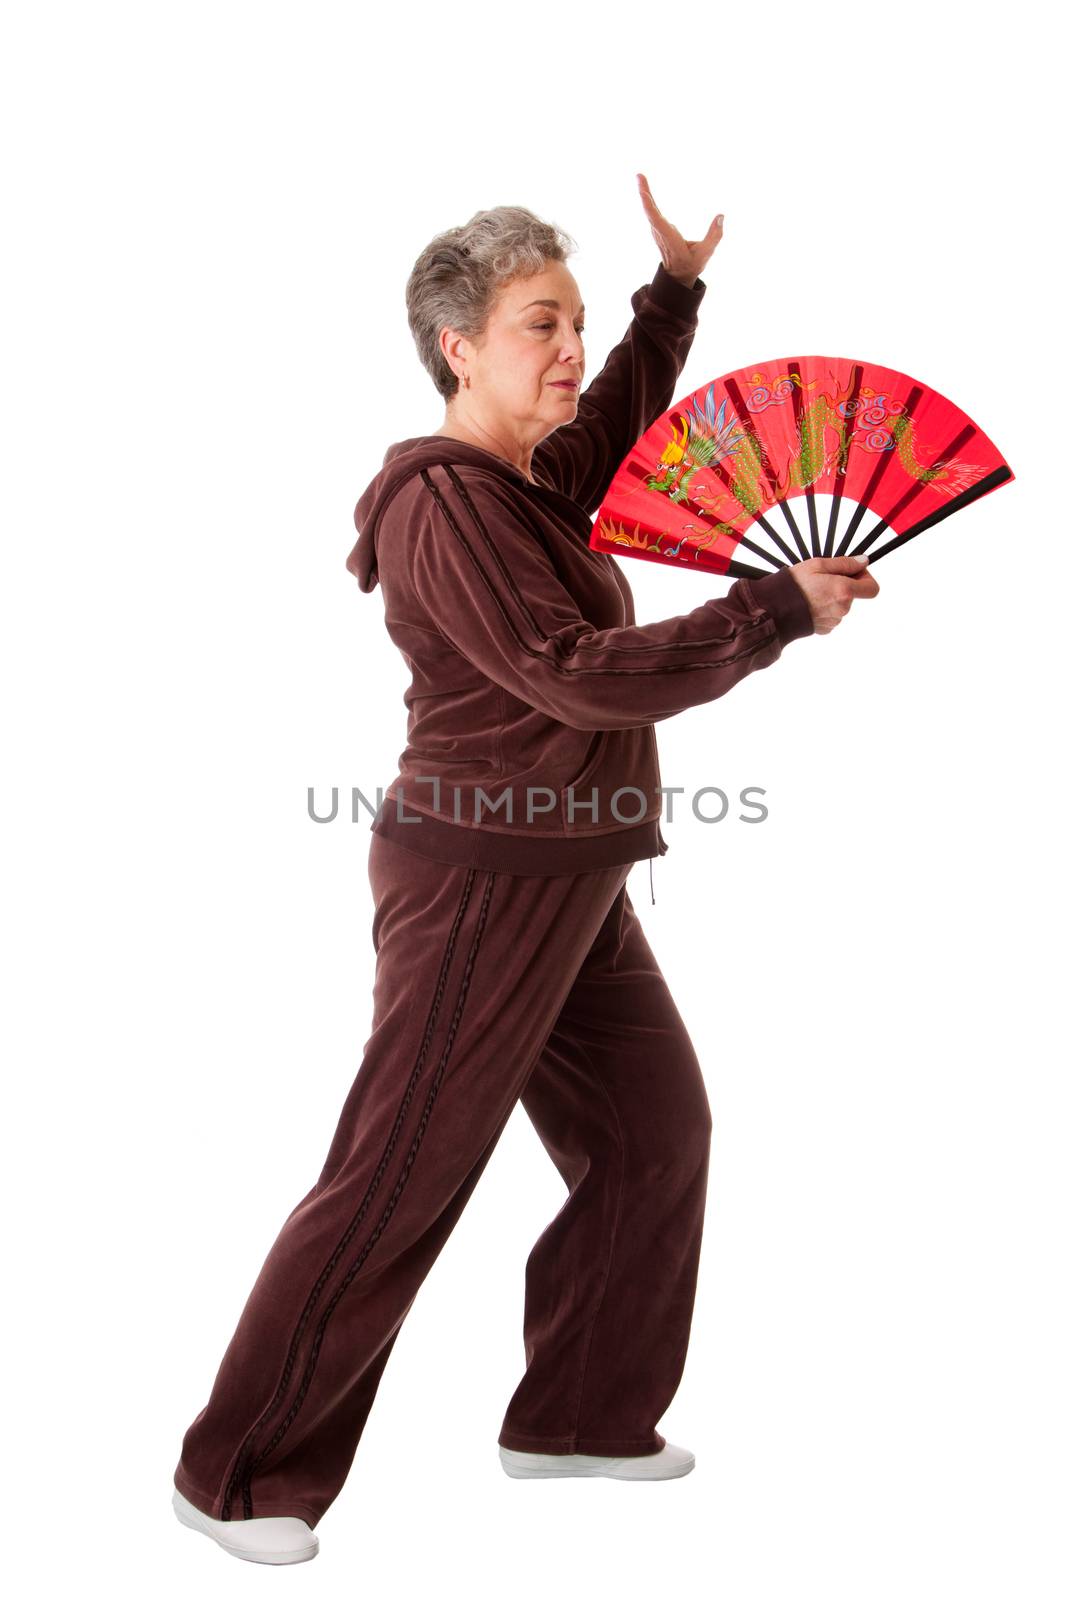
left=173, top=830, right=713, bottom=1529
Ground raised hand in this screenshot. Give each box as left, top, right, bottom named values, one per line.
left=635, top=172, right=725, bottom=288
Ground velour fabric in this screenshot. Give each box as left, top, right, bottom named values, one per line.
left=174, top=830, right=712, bottom=1527
left=348, top=263, right=814, bottom=876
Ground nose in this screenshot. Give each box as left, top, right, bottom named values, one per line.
left=558, top=324, right=583, bottom=363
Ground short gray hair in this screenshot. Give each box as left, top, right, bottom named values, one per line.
left=406, top=205, right=579, bottom=402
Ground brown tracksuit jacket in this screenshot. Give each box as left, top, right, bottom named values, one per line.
left=348, top=262, right=815, bottom=874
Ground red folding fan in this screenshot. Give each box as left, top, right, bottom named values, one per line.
left=589, top=357, right=1014, bottom=579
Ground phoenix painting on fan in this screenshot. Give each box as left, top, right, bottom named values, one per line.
left=589, top=357, right=1014, bottom=579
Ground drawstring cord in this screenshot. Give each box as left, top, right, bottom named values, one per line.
left=649, top=856, right=655, bottom=905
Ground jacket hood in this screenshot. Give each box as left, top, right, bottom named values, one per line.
left=348, top=435, right=535, bottom=594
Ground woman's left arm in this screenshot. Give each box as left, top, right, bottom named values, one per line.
left=532, top=174, right=724, bottom=514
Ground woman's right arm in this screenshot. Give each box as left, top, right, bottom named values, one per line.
left=397, top=463, right=847, bottom=733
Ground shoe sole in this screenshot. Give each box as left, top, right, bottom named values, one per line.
left=499, top=1447, right=695, bottom=1480
left=172, top=1488, right=319, bottom=1564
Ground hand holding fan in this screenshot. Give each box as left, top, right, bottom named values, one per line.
left=589, top=357, right=1014, bottom=579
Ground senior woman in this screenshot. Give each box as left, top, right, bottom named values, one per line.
left=172, top=177, right=878, bottom=1565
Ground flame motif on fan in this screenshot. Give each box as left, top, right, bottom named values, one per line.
left=589, top=357, right=1014, bottom=579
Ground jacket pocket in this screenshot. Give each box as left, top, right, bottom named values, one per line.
left=559, top=729, right=611, bottom=829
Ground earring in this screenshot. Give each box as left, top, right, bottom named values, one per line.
left=463, top=373, right=471, bottom=389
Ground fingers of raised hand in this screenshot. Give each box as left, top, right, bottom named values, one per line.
left=636, top=172, right=665, bottom=222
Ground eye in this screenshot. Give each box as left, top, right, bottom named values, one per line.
left=532, top=322, right=585, bottom=336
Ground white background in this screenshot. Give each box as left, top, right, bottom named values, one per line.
left=3, top=2, right=1063, bottom=1595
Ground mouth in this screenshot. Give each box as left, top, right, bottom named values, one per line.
left=549, top=381, right=579, bottom=390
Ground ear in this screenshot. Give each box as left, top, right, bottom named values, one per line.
left=439, top=324, right=469, bottom=384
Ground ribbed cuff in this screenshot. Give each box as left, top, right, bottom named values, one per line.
left=744, top=565, right=815, bottom=645
left=645, top=261, right=707, bottom=318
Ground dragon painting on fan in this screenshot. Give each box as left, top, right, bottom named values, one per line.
left=590, top=357, right=1014, bottom=580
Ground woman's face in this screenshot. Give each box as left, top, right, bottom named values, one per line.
left=446, top=260, right=586, bottom=443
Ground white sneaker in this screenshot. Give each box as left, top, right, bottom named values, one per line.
left=499, top=1441, right=695, bottom=1480
left=172, top=1487, right=319, bottom=1564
